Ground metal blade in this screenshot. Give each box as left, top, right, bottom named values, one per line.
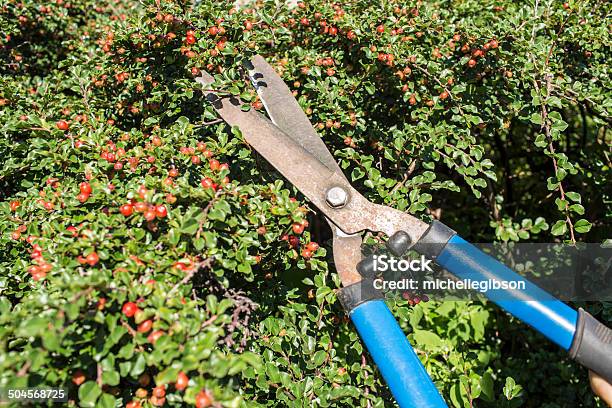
left=244, top=55, right=346, bottom=180
left=196, top=72, right=429, bottom=242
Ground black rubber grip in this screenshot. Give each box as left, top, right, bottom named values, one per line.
left=412, top=220, right=456, bottom=259
left=569, top=308, right=612, bottom=382
left=338, top=280, right=383, bottom=313
left=356, top=255, right=377, bottom=279
left=386, top=231, right=412, bottom=257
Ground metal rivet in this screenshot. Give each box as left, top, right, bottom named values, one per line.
left=326, top=186, right=348, bottom=208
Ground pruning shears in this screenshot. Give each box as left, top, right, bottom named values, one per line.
left=196, top=56, right=612, bottom=407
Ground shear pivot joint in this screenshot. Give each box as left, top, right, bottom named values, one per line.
left=326, top=186, right=349, bottom=208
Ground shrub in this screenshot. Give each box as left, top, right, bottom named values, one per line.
left=0, top=0, right=610, bottom=406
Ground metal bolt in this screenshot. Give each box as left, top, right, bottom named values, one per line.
left=326, top=186, right=348, bottom=208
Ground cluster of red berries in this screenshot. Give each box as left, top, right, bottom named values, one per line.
left=77, top=251, right=99, bottom=267
left=180, top=141, right=214, bottom=163
left=123, top=370, right=200, bottom=408
left=26, top=237, right=52, bottom=281
left=465, top=38, right=499, bottom=68
left=401, top=291, right=430, bottom=305
left=301, top=241, right=319, bottom=259
left=122, top=301, right=164, bottom=344
left=200, top=158, right=230, bottom=191
left=185, top=29, right=197, bottom=45
left=279, top=219, right=320, bottom=259
left=120, top=186, right=168, bottom=221
left=76, top=181, right=92, bottom=203
left=124, top=373, right=211, bottom=407
left=377, top=52, right=395, bottom=66
left=313, top=56, right=336, bottom=76
left=99, top=140, right=129, bottom=170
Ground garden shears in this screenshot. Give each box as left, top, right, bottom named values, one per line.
left=196, top=56, right=612, bottom=407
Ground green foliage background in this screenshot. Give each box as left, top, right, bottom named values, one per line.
left=0, top=0, right=610, bottom=406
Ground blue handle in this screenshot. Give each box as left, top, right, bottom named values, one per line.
left=436, top=235, right=578, bottom=350
left=350, top=299, right=447, bottom=408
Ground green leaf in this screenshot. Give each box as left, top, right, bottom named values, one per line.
left=312, top=350, right=327, bottom=367
left=78, top=381, right=102, bottom=408
left=529, top=113, right=542, bottom=125
left=480, top=372, right=495, bottom=402
left=130, top=354, right=146, bottom=378
left=551, top=220, right=567, bottom=236
left=180, top=217, right=199, bottom=235
left=574, top=219, right=592, bottom=233
left=413, top=330, right=444, bottom=349
left=97, top=393, right=116, bottom=408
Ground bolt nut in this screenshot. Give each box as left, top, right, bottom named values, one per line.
left=326, top=186, right=348, bottom=208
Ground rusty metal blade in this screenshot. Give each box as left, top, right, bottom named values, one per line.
left=244, top=56, right=362, bottom=285
left=244, top=55, right=346, bottom=180
left=195, top=72, right=430, bottom=242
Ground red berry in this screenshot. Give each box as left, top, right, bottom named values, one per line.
left=185, top=34, right=196, bottom=45
left=301, top=249, right=312, bottom=258
left=147, top=330, right=164, bottom=344
left=306, top=242, right=319, bottom=251
left=137, top=319, right=152, bottom=333
left=134, top=201, right=148, bottom=212
left=126, top=401, right=141, bottom=408
left=288, top=235, right=299, bottom=248
left=122, top=302, right=138, bottom=317
left=120, top=204, right=133, bottom=216
left=155, top=205, right=167, bottom=218
left=376, top=24, right=385, bottom=33
left=9, top=200, right=20, bottom=211
left=77, top=193, right=89, bottom=203
left=175, top=371, right=189, bottom=391
left=137, top=185, right=147, bottom=199
left=144, top=210, right=156, bottom=221
left=150, top=396, right=165, bottom=407
left=209, top=159, right=220, bottom=171
left=72, top=370, right=86, bottom=386
left=244, top=21, right=253, bottom=31
left=79, top=182, right=92, bottom=195
left=152, top=385, right=166, bottom=398
left=195, top=390, right=212, bottom=408
left=440, top=90, right=449, bottom=100
left=56, top=120, right=69, bottom=131
left=85, top=252, right=99, bottom=266
left=468, top=59, right=477, bottom=67
left=201, top=177, right=215, bottom=189
left=208, top=26, right=219, bottom=36
left=292, top=223, right=305, bottom=235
